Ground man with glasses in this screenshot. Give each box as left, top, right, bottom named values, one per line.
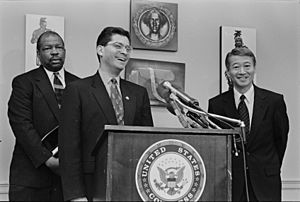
left=59, top=26, right=154, bottom=201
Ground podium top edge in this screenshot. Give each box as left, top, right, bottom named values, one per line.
left=104, top=125, right=240, bottom=135
left=92, top=125, right=239, bottom=156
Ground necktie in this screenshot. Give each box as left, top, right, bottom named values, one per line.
left=53, top=72, right=64, bottom=109
left=238, top=95, right=250, bottom=136
left=110, top=78, right=124, bottom=125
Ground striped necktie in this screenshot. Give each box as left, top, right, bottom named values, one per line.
left=238, top=94, right=250, bottom=136
left=110, top=78, right=124, bottom=125
left=53, top=72, right=64, bottom=109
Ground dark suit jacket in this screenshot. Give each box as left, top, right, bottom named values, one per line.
left=8, top=67, right=79, bottom=189
left=59, top=73, right=153, bottom=201
left=208, top=85, right=289, bottom=201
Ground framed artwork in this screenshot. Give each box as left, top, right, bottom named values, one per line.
left=130, top=0, right=178, bottom=51
left=25, top=14, right=64, bottom=72
left=220, top=26, right=256, bottom=93
left=125, top=58, right=185, bottom=106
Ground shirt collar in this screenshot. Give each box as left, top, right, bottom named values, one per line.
left=233, top=84, right=254, bottom=104
left=44, top=67, right=65, bottom=81
left=98, top=68, right=120, bottom=86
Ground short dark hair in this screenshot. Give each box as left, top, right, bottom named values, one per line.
left=36, top=31, right=64, bottom=51
left=225, top=47, right=256, bottom=69
left=96, top=26, right=130, bottom=47
left=96, top=27, right=131, bottom=62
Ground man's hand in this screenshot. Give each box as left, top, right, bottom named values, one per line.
left=45, top=156, right=60, bottom=175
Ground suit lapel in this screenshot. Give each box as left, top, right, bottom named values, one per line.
left=34, top=67, right=60, bottom=121
left=120, top=79, right=136, bottom=125
left=247, top=86, right=267, bottom=145
left=222, top=90, right=240, bottom=121
left=220, top=88, right=268, bottom=145
left=90, top=73, right=118, bottom=124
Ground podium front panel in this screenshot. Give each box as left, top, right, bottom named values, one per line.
left=93, top=126, right=234, bottom=201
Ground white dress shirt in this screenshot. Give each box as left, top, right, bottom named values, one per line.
left=44, top=67, right=66, bottom=90
left=98, top=68, right=122, bottom=97
left=233, top=85, right=254, bottom=127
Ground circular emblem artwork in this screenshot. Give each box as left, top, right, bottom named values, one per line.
left=132, top=6, right=176, bottom=48
left=135, top=139, right=206, bottom=201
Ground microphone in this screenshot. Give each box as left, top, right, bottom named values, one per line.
left=186, top=111, right=209, bottom=128
left=157, top=81, right=176, bottom=115
left=185, top=116, right=203, bottom=128
left=162, top=81, right=196, bottom=105
left=157, top=83, right=187, bottom=126
left=157, top=81, right=171, bottom=103
left=157, top=82, right=205, bottom=127
left=162, top=81, right=203, bottom=111
left=169, top=94, right=189, bottom=128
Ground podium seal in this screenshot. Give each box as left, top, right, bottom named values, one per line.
left=135, top=139, right=206, bottom=201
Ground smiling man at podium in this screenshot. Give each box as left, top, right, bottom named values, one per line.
left=59, top=27, right=153, bottom=201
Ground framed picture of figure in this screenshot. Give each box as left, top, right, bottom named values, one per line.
left=25, top=14, right=64, bottom=72
left=125, top=58, right=185, bottom=106
left=220, top=26, right=256, bottom=93
left=130, top=0, right=178, bottom=51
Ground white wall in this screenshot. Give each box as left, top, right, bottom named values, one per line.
left=0, top=0, right=299, bottom=200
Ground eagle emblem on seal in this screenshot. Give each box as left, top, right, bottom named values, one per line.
left=154, top=166, right=188, bottom=195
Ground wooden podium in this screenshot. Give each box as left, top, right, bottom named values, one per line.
left=92, top=125, right=239, bottom=201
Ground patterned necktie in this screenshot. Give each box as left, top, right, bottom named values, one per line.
left=238, top=94, right=250, bottom=136
left=53, top=72, right=64, bottom=109
left=110, top=78, right=124, bottom=125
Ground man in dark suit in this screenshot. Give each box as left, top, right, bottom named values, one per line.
left=8, top=31, right=79, bottom=201
left=208, top=47, right=289, bottom=201
left=59, top=27, right=154, bottom=201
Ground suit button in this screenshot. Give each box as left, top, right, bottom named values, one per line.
left=246, top=152, right=250, bottom=156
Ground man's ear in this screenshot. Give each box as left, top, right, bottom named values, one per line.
left=36, top=50, right=41, bottom=66
left=225, top=70, right=231, bottom=80
left=225, top=70, right=233, bottom=88
left=96, top=45, right=104, bottom=57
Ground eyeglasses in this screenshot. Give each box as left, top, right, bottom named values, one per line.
left=106, top=42, right=132, bottom=53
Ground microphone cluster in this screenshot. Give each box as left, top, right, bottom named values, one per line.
left=157, top=80, right=245, bottom=128
left=157, top=81, right=212, bottom=129
left=157, top=80, right=248, bottom=157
